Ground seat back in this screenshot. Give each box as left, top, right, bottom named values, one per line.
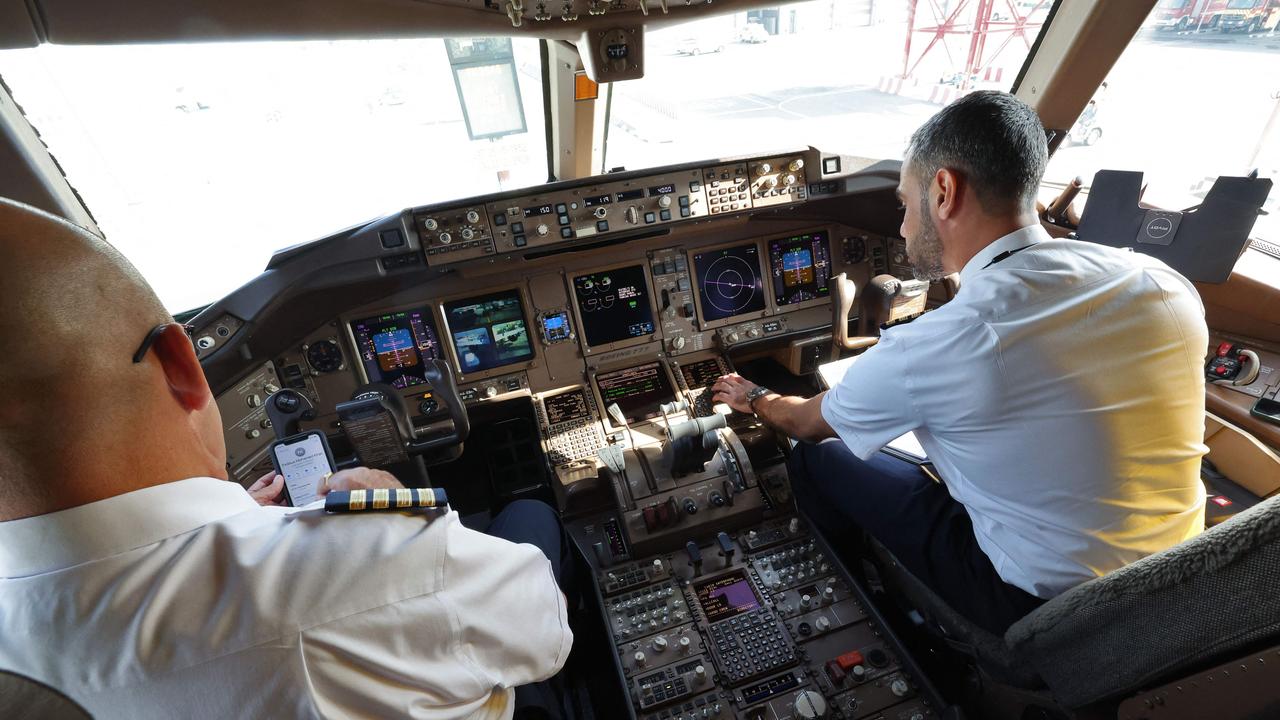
left=1005, top=493, right=1280, bottom=708
left=0, top=670, right=92, bottom=719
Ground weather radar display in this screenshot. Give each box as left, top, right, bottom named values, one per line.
left=692, top=243, right=767, bottom=322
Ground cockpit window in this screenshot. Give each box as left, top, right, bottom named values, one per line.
left=1042, top=4, right=1279, bottom=282
left=603, top=1, right=1054, bottom=172
left=0, top=38, right=547, bottom=313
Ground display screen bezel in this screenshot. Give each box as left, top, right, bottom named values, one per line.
left=765, top=228, right=834, bottom=313
left=591, top=360, right=680, bottom=430
left=568, top=260, right=661, bottom=353
left=688, top=239, right=771, bottom=331
left=347, top=305, right=444, bottom=390
left=439, top=286, right=538, bottom=379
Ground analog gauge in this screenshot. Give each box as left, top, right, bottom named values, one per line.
left=305, top=339, right=344, bottom=373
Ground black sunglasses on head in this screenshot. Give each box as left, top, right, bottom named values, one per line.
left=132, top=323, right=196, bottom=364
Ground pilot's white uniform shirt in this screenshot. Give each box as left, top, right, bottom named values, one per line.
left=0, top=478, right=572, bottom=719
left=822, top=225, right=1208, bottom=598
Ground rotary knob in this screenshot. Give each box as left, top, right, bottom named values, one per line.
left=783, top=174, right=798, bottom=186
left=424, top=218, right=439, bottom=231
left=652, top=636, right=668, bottom=652
left=536, top=224, right=549, bottom=237
left=658, top=194, right=672, bottom=209
left=438, top=231, right=452, bottom=245
left=678, top=635, right=691, bottom=652
left=890, top=678, right=910, bottom=697
left=757, top=162, right=773, bottom=176
left=788, top=158, right=805, bottom=172
left=484, top=386, right=498, bottom=399
left=747, top=328, right=761, bottom=338
left=800, top=594, right=813, bottom=608
left=263, top=383, right=280, bottom=395
left=793, top=690, right=827, bottom=719
left=694, top=665, right=706, bottom=683
left=634, top=651, right=646, bottom=667
left=763, top=176, right=779, bottom=189
left=245, top=393, right=262, bottom=408
left=670, top=336, right=687, bottom=351
left=626, top=206, right=640, bottom=225
left=726, top=332, right=740, bottom=344
left=815, top=616, right=831, bottom=632
left=593, top=206, right=608, bottom=219
left=822, top=585, right=836, bottom=602
left=465, top=209, right=480, bottom=224
left=652, top=558, right=663, bottom=572
left=461, top=227, right=475, bottom=241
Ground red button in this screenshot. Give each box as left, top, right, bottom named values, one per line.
left=1211, top=496, right=1233, bottom=507
left=1217, top=342, right=1233, bottom=357
left=1216, top=366, right=1228, bottom=375
left=836, top=650, right=865, bottom=671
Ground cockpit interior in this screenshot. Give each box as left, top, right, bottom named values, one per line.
left=3, top=1, right=1280, bottom=719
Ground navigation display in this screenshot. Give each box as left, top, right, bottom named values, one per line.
left=692, top=243, right=767, bottom=322
left=573, top=265, right=656, bottom=347
left=443, top=289, right=535, bottom=373
left=544, top=388, right=590, bottom=426
left=595, top=362, right=675, bottom=424
left=680, top=358, right=726, bottom=391
left=695, top=569, right=761, bottom=623
left=768, top=231, right=832, bottom=307
left=351, top=308, right=442, bottom=389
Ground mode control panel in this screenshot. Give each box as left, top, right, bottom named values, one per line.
left=415, top=205, right=495, bottom=262
left=457, top=372, right=529, bottom=403
left=488, top=168, right=709, bottom=255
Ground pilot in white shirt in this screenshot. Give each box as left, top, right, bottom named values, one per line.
left=713, top=92, right=1207, bottom=633
left=0, top=197, right=572, bottom=718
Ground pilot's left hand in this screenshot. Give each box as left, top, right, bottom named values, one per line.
left=318, top=467, right=404, bottom=496
left=247, top=472, right=286, bottom=506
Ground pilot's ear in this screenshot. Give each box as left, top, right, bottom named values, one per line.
left=152, top=325, right=212, bottom=413
left=935, top=168, right=961, bottom=220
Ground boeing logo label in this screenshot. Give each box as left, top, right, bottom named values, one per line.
left=1146, top=217, right=1174, bottom=239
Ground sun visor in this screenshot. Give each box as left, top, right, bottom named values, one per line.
left=1076, top=170, right=1273, bottom=284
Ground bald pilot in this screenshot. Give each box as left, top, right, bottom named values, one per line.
left=0, top=198, right=573, bottom=719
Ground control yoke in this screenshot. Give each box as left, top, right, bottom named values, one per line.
left=831, top=272, right=930, bottom=351
left=265, top=359, right=470, bottom=469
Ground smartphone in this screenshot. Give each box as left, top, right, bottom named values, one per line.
left=269, top=430, right=337, bottom=507
left=1251, top=397, right=1280, bottom=427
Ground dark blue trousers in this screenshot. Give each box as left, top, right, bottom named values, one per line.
left=485, top=500, right=573, bottom=720
left=789, top=440, right=1044, bottom=634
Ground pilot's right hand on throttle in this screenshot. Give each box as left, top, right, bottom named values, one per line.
left=318, top=467, right=404, bottom=496
left=711, top=373, right=759, bottom=415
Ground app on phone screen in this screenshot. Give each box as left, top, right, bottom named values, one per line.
left=274, top=434, right=330, bottom=506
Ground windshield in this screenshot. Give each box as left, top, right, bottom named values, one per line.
left=1158, top=0, right=1190, bottom=9
left=603, top=1, right=1053, bottom=172
left=1226, top=0, right=1258, bottom=9
left=0, top=38, right=547, bottom=312
left=1045, top=4, right=1279, bottom=282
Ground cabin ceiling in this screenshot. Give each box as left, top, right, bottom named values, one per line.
left=0, top=0, right=797, bottom=49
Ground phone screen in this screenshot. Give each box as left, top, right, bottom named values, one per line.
left=272, top=433, right=332, bottom=507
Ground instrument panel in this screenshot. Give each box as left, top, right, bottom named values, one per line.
left=210, top=148, right=903, bottom=488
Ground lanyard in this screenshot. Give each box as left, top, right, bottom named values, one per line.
left=981, top=244, right=1035, bottom=270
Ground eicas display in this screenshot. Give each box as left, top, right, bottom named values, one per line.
left=573, top=265, right=656, bottom=347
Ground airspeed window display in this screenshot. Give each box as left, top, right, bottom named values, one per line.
left=572, top=265, right=656, bottom=347
left=692, top=243, right=766, bottom=323
left=768, top=231, right=831, bottom=307
left=350, top=308, right=442, bottom=389
left=443, top=289, right=535, bottom=373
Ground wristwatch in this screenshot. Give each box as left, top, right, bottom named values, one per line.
left=745, top=385, right=772, bottom=411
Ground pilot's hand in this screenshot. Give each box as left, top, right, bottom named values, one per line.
left=247, top=472, right=286, bottom=506
left=318, top=467, right=405, bottom=496
left=711, top=373, right=759, bottom=414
